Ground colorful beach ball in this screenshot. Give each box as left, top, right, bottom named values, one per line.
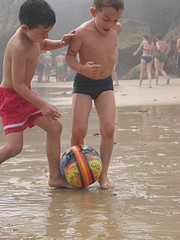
left=60, top=145, right=102, bottom=187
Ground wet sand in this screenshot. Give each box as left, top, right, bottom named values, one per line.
left=0, top=77, right=180, bottom=239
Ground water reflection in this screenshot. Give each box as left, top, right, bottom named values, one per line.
left=46, top=188, right=122, bottom=239
left=0, top=88, right=180, bottom=239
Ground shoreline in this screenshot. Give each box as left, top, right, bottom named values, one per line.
left=32, top=76, right=180, bottom=107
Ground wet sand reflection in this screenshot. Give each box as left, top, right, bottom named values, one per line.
left=0, top=88, right=180, bottom=239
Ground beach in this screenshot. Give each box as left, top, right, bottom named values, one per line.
left=31, top=76, right=180, bottom=107
left=0, top=76, right=180, bottom=240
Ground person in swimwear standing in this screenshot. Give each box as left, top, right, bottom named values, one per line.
left=43, top=51, right=53, bottom=82
left=37, top=51, right=45, bottom=82
left=65, top=0, right=124, bottom=189
left=133, top=35, right=155, bottom=88
left=154, top=33, right=171, bottom=85
left=173, top=32, right=180, bottom=76
left=54, top=50, right=66, bottom=82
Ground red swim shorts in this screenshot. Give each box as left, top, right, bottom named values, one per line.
left=0, top=87, right=43, bottom=134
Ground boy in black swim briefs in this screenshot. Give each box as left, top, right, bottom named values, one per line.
left=65, top=0, right=124, bottom=189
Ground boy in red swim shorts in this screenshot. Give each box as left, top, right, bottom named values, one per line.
left=0, top=0, right=75, bottom=189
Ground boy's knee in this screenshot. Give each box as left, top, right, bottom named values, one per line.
left=7, top=142, right=23, bottom=157
left=49, top=121, right=62, bottom=135
left=101, top=123, right=115, bottom=137
left=72, top=126, right=86, bottom=139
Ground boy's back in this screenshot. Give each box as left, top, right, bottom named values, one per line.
left=2, top=27, right=40, bottom=89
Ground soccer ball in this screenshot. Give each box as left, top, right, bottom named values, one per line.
left=60, top=145, right=102, bottom=187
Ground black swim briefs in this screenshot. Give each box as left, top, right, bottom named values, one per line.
left=73, top=73, right=114, bottom=100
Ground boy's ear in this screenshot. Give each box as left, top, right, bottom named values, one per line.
left=21, top=24, right=29, bottom=32
left=90, top=7, right=96, bottom=17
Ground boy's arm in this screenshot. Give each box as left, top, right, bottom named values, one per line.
left=40, top=30, right=75, bottom=51
left=65, top=32, right=83, bottom=73
left=12, top=46, right=61, bottom=121
left=65, top=31, right=102, bottom=77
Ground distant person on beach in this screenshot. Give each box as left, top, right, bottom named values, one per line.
left=37, top=51, right=45, bottom=82
left=65, top=0, right=124, bottom=189
left=0, top=0, right=75, bottom=189
left=43, top=51, right=53, bottom=82
left=133, top=35, right=155, bottom=88
left=154, top=33, right=171, bottom=85
left=54, top=50, right=66, bottom=82
left=173, top=32, right=180, bottom=76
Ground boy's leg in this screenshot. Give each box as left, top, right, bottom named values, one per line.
left=71, top=93, right=92, bottom=146
left=94, top=91, right=116, bottom=189
left=0, top=132, right=23, bottom=164
left=33, top=116, right=73, bottom=188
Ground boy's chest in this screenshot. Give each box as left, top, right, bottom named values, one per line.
left=86, top=32, right=117, bottom=48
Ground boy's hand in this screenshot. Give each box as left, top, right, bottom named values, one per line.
left=41, top=103, right=62, bottom=121
left=60, top=30, right=76, bottom=47
left=80, top=61, right=102, bottom=78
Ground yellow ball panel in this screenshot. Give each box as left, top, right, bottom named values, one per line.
left=65, top=162, right=83, bottom=187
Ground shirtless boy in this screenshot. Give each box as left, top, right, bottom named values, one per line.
left=0, top=0, right=75, bottom=188
left=65, top=0, right=124, bottom=189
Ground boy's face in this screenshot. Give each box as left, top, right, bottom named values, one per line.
left=92, top=7, right=123, bottom=34
left=23, top=24, right=53, bottom=42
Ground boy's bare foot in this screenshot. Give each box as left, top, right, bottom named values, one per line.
left=98, top=175, right=115, bottom=190
left=48, top=176, right=75, bottom=189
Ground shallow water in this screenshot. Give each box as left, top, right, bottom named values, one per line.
left=0, top=87, right=180, bottom=240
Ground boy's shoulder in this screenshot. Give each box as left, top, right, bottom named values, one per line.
left=73, top=20, right=93, bottom=40
left=114, top=22, right=122, bottom=34
left=8, top=28, right=28, bottom=51
left=76, top=20, right=92, bottom=32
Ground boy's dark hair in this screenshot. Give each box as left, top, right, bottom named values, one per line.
left=156, top=33, right=163, bottom=40
left=19, top=0, right=56, bottom=29
left=93, top=0, right=124, bottom=11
